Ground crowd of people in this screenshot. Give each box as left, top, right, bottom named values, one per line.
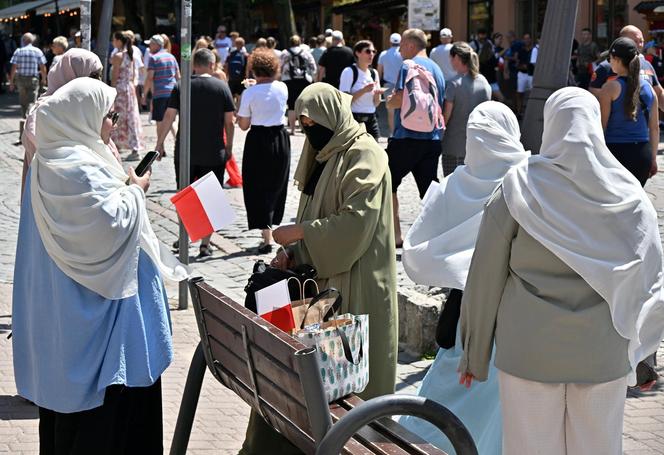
left=7, top=18, right=664, bottom=455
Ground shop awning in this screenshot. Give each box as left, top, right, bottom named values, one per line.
left=634, top=1, right=664, bottom=13
left=0, top=0, right=83, bottom=20
left=0, top=0, right=47, bottom=19
left=332, top=0, right=406, bottom=13
left=36, top=0, right=84, bottom=15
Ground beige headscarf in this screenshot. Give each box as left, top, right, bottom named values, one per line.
left=31, top=78, right=189, bottom=300
left=293, top=83, right=366, bottom=191
left=23, top=49, right=104, bottom=165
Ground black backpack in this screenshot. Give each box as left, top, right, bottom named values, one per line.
left=350, top=63, right=378, bottom=88
left=244, top=260, right=317, bottom=313
left=287, top=48, right=308, bottom=79
left=227, top=50, right=247, bottom=81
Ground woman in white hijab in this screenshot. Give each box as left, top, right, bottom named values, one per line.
left=12, top=77, right=188, bottom=453
left=398, top=101, right=529, bottom=455
left=459, top=87, right=664, bottom=455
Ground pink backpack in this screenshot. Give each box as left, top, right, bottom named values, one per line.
left=400, top=60, right=445, bottom=133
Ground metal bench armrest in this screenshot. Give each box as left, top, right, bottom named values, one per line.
left=315, top=394, right=478, bottom=455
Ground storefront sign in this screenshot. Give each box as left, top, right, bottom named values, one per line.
left=408, top=0, right=440, bottom=30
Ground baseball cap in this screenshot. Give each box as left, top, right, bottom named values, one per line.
left=390, top=33, right=401, bottom=44
left=609, top=37, right=638, bottom=61
left=440, top=28, right=453, bottom=38
left=332, top=30, right=343, bottom=41
left=325, top=28, right=333, bottom=37
left=150, top=34, right=164, bottom=47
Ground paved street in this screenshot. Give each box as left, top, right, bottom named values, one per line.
left=0, top=92, right=663, bottom=453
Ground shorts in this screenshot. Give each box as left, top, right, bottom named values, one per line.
left=285, top=79, right=310, bottom=110
left=174, top=160, right=227, bottom=189
left=517, top=72, right=532, bottom=93
left=352, top=112, right=380, bottom=140
left=490, top=82, right=500, bottom=92
left=151, top=97, right=170, bottom=122
left=229, top=79, right=245, bottom=96
left=386, top=138, right=441, bottom=197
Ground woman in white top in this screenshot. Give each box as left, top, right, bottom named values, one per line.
left=237, top=49, right=290, bottom=254
left=338, top=40, right=383, bottom=139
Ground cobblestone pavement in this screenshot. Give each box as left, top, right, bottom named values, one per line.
left=0, top=92, right=663, bottom=453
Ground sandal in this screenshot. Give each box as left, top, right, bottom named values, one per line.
left=257, top=242, right=273, bottom=255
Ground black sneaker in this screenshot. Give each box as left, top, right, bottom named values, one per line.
left=198, top=244, right=213, bottom=258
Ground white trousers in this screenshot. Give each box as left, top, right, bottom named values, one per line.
left=498, top=370, right=627, bottom=455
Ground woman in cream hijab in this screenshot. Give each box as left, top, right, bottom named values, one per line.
left=241, top=83, right=397, bottom=454
left=399, top=101, right=529, bottom=455
left=20, top=48, right=119, bottom=195
left=12, top=77, right=188, bottom=452
left=460, top=87, right=664, bottom=454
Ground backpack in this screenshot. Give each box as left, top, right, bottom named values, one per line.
left=350, top=63, right=378, bottom=88
left=400, top=60, right=445, bottom=133
left=227, top=50, right=246, bottom=81
left=287, top=48, right=308, bottom=79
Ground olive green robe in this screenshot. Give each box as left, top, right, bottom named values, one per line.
left=241, top=83, right=398, bottom=455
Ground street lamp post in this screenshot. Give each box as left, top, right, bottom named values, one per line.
left=521, top=0, right=579, bottom=153
left=178, top=0, right=192, bottom=310
left=94, top=0, right=114, bottom=82
left=80, top=0, right=91, bottom=50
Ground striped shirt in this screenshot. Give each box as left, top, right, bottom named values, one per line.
left=10, top=44, right=46, bottom=77
left=148, top=50, right=179, bottom=99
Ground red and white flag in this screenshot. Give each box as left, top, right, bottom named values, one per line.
left=255, top=279, right=296, bottom=332
left=170, top=171, right=236, bottom=242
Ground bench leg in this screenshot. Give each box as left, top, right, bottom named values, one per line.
left=170, top=342, right=206, bottom=455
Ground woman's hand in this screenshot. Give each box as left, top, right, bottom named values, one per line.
left=270, top=248, right=294, bottom=270
left=272, top=224, right=305, bottom=246
left=650, top=159, right=658, bottom=178
left=128, top=167, right=151, bottom=193
left=458, top=371, right=475, bottom=389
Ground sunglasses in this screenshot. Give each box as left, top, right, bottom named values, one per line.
left=106, top=111, right=119, bottom=126
left=363, top=49, right=377, bottom=55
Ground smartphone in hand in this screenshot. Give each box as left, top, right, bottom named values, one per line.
left=126, top=151, right=159, bottom=184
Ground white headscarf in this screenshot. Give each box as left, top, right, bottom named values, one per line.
left=30, top=78, right=189, bottom=300
left=403, top=101, right=530, bottom=289
left=502, top=87, right=664, bottom=385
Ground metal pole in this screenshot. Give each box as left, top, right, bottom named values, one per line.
left=178, top=0, right=192, bottom=310
left=521, top=0, right=579, bottom=153
left=170, top=343, right=206, bottom=455
left=94, top=0, right=114, bottom=83
left=80, top=0, right=91, bottom=50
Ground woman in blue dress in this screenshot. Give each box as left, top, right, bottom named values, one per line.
left=399, top=101, right=529, bottom=454
left=12, top=77, right=188, bottom=453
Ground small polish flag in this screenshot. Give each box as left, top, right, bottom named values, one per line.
left=170, top=171, right=236, bottom=242
left=254, top=279, right=296, bottom=332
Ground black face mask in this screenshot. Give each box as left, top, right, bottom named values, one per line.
left=303, top=123, right=335, bottom=151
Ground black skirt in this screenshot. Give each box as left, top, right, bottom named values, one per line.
left=242, top=125, right=291, bottom=230
left=39, top=379, right=163, bottom=455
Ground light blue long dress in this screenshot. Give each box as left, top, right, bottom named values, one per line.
left=399, top=322, right=502, bottom=455
left=12, top=173, right=173, bottom=413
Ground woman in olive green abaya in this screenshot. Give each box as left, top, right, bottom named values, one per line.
left=240, top=83, right=398, bottom=454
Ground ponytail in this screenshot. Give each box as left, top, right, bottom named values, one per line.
left=624, top=54, right=640, bottom=121
left=450, top=41, right=480, bottom=79
left=469, top=51, right=479, bottom=78
left=113, top=31, right=133, bottom=62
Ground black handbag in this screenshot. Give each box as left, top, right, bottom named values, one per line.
left=435, top=288, right=463, bottom=349
left=243, top=260, right=317, bottom=313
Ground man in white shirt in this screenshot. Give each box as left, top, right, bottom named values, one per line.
left=378, top=33, right=403, bottom=135
left=430, top=28, right=458, bottom=82
left=214, top=26, right=233, bottom=64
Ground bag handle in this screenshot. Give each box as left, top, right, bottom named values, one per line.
left=302, top=278, right=320, bottom=298
left=286, top=276, right=304, bottom=302
left=336, top=317, right=363, bottom=366
left=300, top=287, right=342, bottom=329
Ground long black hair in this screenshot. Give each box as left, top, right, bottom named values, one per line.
left=113, top=31, right=133, bottom=61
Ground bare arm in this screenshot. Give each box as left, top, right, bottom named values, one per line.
left=598, top=81, right=619, bottom=130
left=224, top=112, right=234, bottom=157
left=39, top=64, right=47, bottom=84
left=237, top=116, right=251, bottom=131
left=317, top=66, right=325, bottom=82
left=443, top=100, right=454, bottom=125
left=377, top=63, right=384, bottom=81
left=111, top=53, right=122, bottom=87
left=9, top=64, right=16, bottom=90
left=155, top=107, right=178, bottom=158
left=142, top=69, right=154, bottom=102
left=653, top=84, right=664, bottom=114
left=649, top=87, right=659, bottom=177
left=386, top=89, right=402, bottom=109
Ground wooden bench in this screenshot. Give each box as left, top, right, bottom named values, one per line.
left=170, top=277, right=478, bottom=455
